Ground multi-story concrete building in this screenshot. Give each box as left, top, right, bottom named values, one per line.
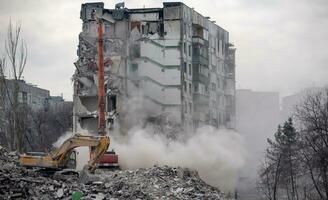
left=2, top=79, right=70, bottom=111
left=4, top=80, right=50, bottom=110
left=73, top=2, right=236, bottom=135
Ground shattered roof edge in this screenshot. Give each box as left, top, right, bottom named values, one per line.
left=104, top=7, right=162, bottom=14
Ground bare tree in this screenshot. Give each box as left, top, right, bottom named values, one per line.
left=258, top=125, right=284, bottom=200
left=3, top=20, right=27, bottom=152
left=258, top=157, right=275, bottom=200
left=295, top=88, right=328, bottom=200
left=0, top=57, right=7, bottom=146
left=1, top=20, right=72, bottom=152
left=31, top=103, right=73, bottom=151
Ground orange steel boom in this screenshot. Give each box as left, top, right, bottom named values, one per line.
left=97, top=19, right=106, bottom=136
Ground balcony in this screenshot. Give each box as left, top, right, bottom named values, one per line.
left=193, top=56, right=208, bottom=65
left=192, top=36, right=209, bottom=46
left=192, top=65, right=210, bottom=85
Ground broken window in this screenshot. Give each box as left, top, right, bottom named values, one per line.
left=159, top=22, right=165, bottom=37
left=184, top=81, right=187, bottom=92
left=183, top=42, right=186, bottom=54
left=131, top=21, right=141, bottom=32
left=22, top=92, right=27, bottom=104
left=107, top=95, right=117, bottom=112
left=193, top=24, right=203, bottom=38
left=188, top=64, right=192, bottom=75
left=147, top=23, right=158, bottom=35
left=188, top=44, right=191, bottom=57
left=140, top=22, right=164, bottom=36
left=184, top=62, right=187, bottom=74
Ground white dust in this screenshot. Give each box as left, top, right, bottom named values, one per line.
left=112, top=126, right=245, bottom=191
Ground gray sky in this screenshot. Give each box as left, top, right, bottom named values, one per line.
left=0, top=0, right=327, bottom=100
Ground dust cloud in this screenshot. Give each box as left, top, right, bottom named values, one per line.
left=52, top=128, right=246, bottom=190
left=52, top=132, right=75, bottom=148
left=112, top=126, right=246, bottom=191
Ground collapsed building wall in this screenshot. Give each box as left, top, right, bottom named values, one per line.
left=73, top=2, right=236, bottom=136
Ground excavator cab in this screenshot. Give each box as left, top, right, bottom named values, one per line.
left=66, top=151, right=77, bottom=169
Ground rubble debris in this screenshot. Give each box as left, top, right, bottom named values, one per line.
left=0, top=146, right=81, bottom=199
left=80, top=166, right=230, bottom=199
left=0, top=145, right=232, bottom=199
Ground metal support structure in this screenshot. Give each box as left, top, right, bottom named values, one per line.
left=97, top=19, right=106, bottom=136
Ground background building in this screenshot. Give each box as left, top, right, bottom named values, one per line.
left=236, top=89, right=280, bottom=176
left=281, top=87, right=326, bottom=122
left=4, top=80, right=50, bottom=110
left=2, top=79, right=71, bottom=111
left=236, top=89, right=280, bottom=199
left=0, top=78, right=73, bottom=151
left=73, top=2, right=236, bottom=135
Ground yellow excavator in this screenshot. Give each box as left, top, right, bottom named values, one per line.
left=19, top=134, right=110, bottom=172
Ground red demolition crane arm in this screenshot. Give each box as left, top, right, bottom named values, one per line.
left=97, top=18, right=106, bottom=136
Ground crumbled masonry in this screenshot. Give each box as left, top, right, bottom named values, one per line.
left=0, top=146, right=231, bottom=199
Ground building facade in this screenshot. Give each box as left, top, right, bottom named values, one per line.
left=2, top=79, right=69, bottom=111
left=4, top=80, right=50, bottom=110
left=73, top=2, right=236, bottom=135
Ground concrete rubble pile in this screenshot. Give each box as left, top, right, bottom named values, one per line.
left=0, top=146, right=81, bottom=199
left=80, top=166, right=230, bottom=199
left=0, top=145, right=230, bottom=199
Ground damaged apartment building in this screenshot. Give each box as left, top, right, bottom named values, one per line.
left=73, top=2, right=236, bottom=135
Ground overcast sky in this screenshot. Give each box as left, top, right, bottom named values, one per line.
left=0, top=0, right=327, bottom=100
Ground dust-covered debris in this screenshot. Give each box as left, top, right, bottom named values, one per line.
left=0, top=146, right=81, bottom=199
left=0, top=145, right=232, bottom=199
left=80, top=166, right=231, bottom=199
